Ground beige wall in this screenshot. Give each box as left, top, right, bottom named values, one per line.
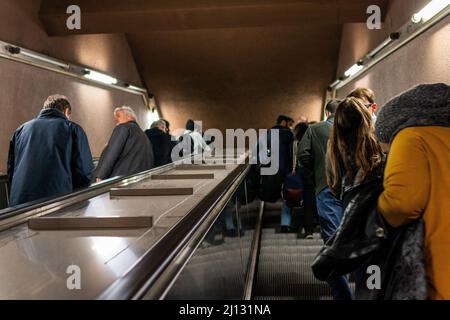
left=335, top=0, right=449, bottom=105
left=129, top=25, right=342, bottom=133
left=0, top=0, right=149, bottom=170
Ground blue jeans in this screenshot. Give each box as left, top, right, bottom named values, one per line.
left=316, top=187, right=353, bottom=300
left=280, top=202, right=292, bottom=227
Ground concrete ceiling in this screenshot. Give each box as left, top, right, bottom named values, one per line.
left=38, top=0, right=389, bottom=130
left=40, top=0, right=388, bottom=34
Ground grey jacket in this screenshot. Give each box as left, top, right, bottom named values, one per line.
left=95, top=121, right=154, bottom=179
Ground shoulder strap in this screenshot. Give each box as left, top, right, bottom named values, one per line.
left=292, top=141, right=298, bottom=172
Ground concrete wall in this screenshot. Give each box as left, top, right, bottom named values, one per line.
left=0, top=0, right=149, bottom=171
left=129, top=24, right=342, bottom=133
left=335, top=0, right=450, bottom=106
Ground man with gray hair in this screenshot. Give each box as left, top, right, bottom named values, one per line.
left=7, top=94, right=93, bottom=207
left=95, top=106, right=154, bottom=181
left=145, top=119, right=173, bottom=167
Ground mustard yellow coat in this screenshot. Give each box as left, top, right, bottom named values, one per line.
left=378, top=126, right=450, bottom=300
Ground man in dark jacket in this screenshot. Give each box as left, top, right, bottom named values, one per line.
left=7, top=95, right=93, bottom=207
left=298, top=99, right=352, bottom=300
left=95, top=106, right=154, bottom=181
left=145, top=119, right=172, bottom=167
left=257, top=115, right=294, bottom=208
left=271, top=115, right=294, bottom=176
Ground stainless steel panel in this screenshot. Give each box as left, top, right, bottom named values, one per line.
left=0, top=164, right=240, bottom=299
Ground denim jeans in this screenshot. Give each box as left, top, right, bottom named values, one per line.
left=280, top=202, right=292, bottom=227
left=316, top=187, right=353, bottom=300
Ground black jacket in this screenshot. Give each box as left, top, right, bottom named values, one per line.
left=312, top=162, right=427, bottom=300
left=271, top=125, right=294, bottom=176
left=145, top=127, right=172, bottom=167
left=95, top=121, right=154, bottom=179
left=7, top=109, right=93, bottom=207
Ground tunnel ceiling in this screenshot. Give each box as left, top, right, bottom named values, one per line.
left=39, top=0, right=388, bottom=131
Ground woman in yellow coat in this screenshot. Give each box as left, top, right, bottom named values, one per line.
left=376, top=83, right=450, bottom=300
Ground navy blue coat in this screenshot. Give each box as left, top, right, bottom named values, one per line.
left=7, top=109, right=93, bottom=207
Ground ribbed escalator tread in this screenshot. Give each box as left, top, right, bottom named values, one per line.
left=253, top=228, right=332, bottom=300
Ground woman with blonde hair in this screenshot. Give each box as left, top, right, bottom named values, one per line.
left=324, top=97, right=385, bottom=299
left=326, top=97, right=384, bottom=201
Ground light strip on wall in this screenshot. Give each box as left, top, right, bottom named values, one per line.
left=327, top=3, right=449, bottom=91
left=84, top=69, right=118, bottom=85
left=412, top=0, right=450, bottom=23
left=4, top=45, right=70, bottom=70
left=126, top=84, right=148, bottom=93
left=0, top=40, right=154, bottom=110
left=344, top=63, right=364, bottom=78
left=368, top=33, right=401, bottom=58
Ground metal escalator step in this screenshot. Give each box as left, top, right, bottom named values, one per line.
left=254, top=227, right=332, bottom=300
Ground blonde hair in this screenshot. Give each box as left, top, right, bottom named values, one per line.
left=348, top=88, right=376, bottom=104
left=327, top=97, right=383, bottom=191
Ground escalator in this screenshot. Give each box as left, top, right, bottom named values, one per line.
left=158, top=183, right=334, bottom=301
left=0, top=155, right=336, bottom=300
left=252, top=202, right=331, bottom=300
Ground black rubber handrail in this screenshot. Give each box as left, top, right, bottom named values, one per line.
left=97, top=163, right=250, bottom=300
left=0, top=160, right=177, bottom=221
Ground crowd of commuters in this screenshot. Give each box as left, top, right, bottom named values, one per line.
left=6, top=94, right=208, bottom=207
left=4, top=82, right=449, bottom=300
left=255, top=83, right=449, bottom=300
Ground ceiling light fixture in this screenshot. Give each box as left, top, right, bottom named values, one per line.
left=368, top=32, right=401, bottom=58
left=411, top=0, right=450, bottom=23
left=125, top=83, right=147, bottom=93
left=5, top=45, right=70, bottom=70
left=84, top=69, right=118, bottom=85
left=344, top=62, right=364, bottom=78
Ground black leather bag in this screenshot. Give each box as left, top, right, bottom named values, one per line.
left=311, top=177, right=391, bottom=281
left=311, top=176, right=427, bottom=300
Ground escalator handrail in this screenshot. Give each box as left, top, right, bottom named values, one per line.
left=0, top=160, right=180, bottom=230
left=97, top=162, right=251, bottom=300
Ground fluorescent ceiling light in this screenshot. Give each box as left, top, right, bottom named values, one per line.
left=368, top=38, right=392, bottom=58
left=368, top=33, right=400, bottom=58
left=84, top=70, right=118, bottom=85
left=412, top=0, right=450, bottom=23
left=5, top=46, right=70, bottom=69
left=330, top=79, right=341, bottom=88
left=126, top=84, right=147, bottom=93
left=344, top=64, right=364, bottom=78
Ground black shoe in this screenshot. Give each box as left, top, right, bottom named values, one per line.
left=279, top=226, right=292, bottom=234
left=224, top=228, right=238, bottom=238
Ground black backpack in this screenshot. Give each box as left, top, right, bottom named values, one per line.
left=256, top=130, right=284, bottom=203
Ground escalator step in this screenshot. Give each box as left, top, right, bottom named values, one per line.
left=254, top=227, right=332, bottom=300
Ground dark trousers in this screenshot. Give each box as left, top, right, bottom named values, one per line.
left=299, top=186, right=316, bottom=234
